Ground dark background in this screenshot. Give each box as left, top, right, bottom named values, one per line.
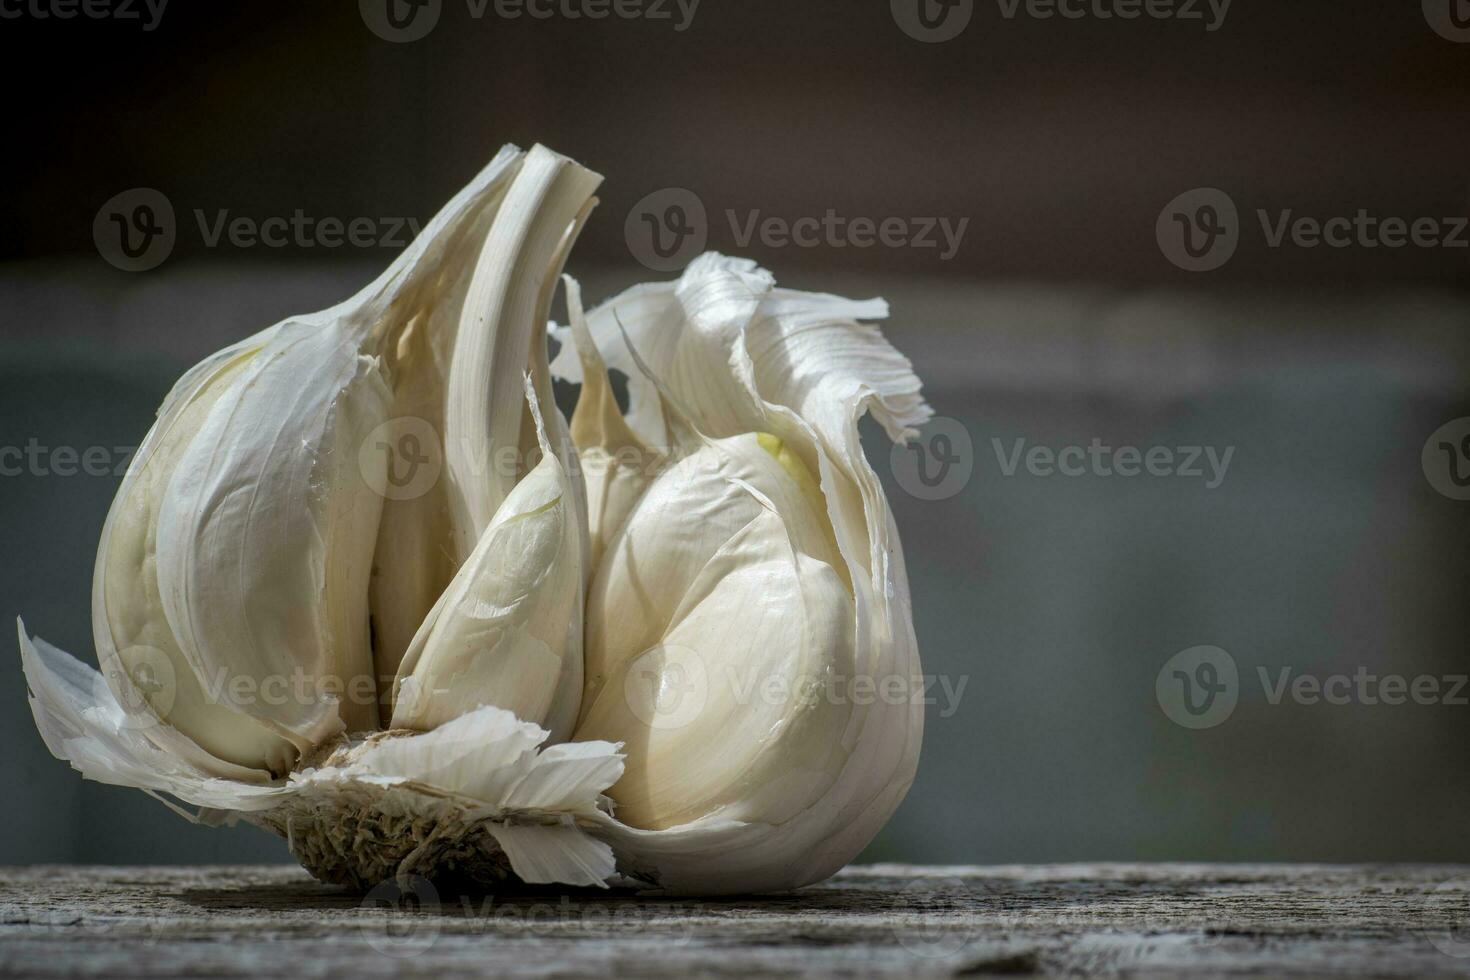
left=2, top=1, right=1468, bottom=866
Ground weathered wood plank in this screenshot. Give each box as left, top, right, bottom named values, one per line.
left=2, top=864, right=1468, bottom=977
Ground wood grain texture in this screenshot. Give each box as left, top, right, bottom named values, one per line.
left=3, top=864, right=1469, bottom=977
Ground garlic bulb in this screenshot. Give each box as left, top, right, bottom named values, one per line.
left=18, top=149, right=932, bottom=895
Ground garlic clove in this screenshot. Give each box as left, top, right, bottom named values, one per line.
left=93, top=334, right=304, bottom=778
left=574, top=428, right=855, bottom=830
left=150, top=319, right=392, bottom=755
left=389, top=379, right=583, bottom=739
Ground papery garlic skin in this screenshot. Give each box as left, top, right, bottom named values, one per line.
left=554, top=253, right=930, bottom=894
left=20, top=621, right=623, bottom=888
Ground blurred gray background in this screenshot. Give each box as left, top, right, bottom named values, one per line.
left=2, top=0, right=1469, bottom=867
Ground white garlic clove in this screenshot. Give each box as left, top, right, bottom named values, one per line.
left=575, top=428, right=855, bottom=830
left=390, top=379, right=583, bottom=740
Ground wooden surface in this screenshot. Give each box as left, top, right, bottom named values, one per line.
left=3, top=864, right=1470, bottom=977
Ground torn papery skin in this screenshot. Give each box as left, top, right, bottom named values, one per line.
left=20, top=625, right=622, bottom=889
left=18, top=151, right=933, bottom=896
